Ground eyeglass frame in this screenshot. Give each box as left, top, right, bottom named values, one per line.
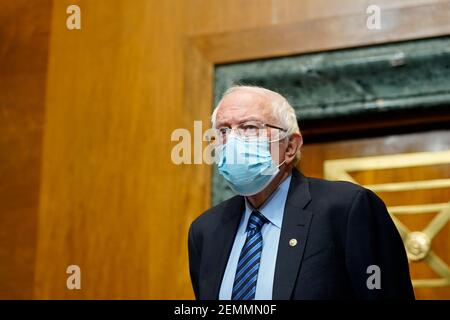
left=211, top=120, right=288, bottom=144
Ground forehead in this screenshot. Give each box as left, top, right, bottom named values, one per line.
left=215, top=90, right=273, bottom=126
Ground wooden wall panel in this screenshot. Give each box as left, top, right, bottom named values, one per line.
left=270, top=0, right=444, bottom=24
left=0, top=0, right=52, bottom=299
left=0, top=0, right=440, bottom=299
left=184, top=0, right=447, bottom=34
left=34, top=0, right=188, bottom=299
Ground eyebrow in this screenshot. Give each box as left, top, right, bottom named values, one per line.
left=216, top=116, right=263, bottom=127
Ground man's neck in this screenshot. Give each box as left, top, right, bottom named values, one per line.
left=246, top=168, right=291, bottom=209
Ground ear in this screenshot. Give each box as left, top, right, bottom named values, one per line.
left=285, top=132, right=303, bottom=165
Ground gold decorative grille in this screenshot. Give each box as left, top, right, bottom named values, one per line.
left=324, top=151, right=450, bottom=288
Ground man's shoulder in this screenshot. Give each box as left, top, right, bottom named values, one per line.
left=302, top=174, right=383, bottom=210
left=190, top=195, right=243, bottom=230
left=190, top=174, right=374, bottom=231
left=306, top=175, right=365, bottom=196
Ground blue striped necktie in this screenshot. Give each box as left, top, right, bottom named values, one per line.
left=231, top=210, right=268, bottom=300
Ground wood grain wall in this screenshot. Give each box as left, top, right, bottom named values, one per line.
left=0, top=0, right=448, bottom=299
left=0, top=0, right=52, bottom=299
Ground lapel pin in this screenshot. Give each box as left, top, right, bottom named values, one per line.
left=289, top=239, right=297, bottom=247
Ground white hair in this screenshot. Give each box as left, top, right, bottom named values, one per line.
left=211, top=85, right=302, bottom=163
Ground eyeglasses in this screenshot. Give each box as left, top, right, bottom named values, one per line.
left=212, top=120, right=287, bottom=144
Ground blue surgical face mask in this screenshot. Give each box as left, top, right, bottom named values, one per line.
left=216, top=135, right=286, bottom=196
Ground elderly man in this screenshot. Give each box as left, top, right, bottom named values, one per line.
left=188, top=86, right=414, bottom=300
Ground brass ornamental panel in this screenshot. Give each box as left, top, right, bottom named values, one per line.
left=324, top=151, right=450, bottom=288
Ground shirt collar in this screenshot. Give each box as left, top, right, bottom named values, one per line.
left=244, top=173, right=292, bottom=229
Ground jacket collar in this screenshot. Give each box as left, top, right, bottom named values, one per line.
left=272, top=168, right=313, bottom=299
left=199, top=168, right=312, bottom=299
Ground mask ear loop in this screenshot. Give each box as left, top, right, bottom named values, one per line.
left=268, top=129, right=289, bottom=143
left=268, top=132, right=289, bottom=167
left=277, top=158, right=287, bottom=168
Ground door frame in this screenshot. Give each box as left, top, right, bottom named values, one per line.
left=182, top=2, right=450, bottom=207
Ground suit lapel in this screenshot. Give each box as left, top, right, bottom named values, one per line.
left=200, top=196, right=244, bottom=299
left=272, top=169, right=313, bottom=300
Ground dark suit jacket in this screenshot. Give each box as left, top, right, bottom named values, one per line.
left=188, top=168, right=415, bottom=300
